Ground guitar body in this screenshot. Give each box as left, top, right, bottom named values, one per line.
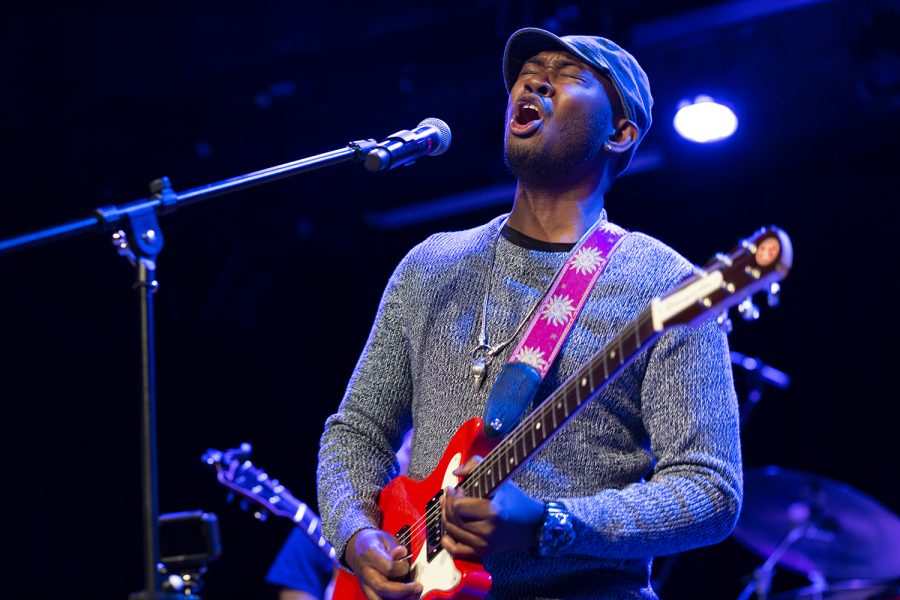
left=333, top=418, right=495, bottom=600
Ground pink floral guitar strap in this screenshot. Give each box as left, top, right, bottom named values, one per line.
left=482, top=219, right=629, bottom=439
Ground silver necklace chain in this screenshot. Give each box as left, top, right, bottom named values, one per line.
left=470, top=217, right=595, bottom=388
left=473, top=224, right=543, bottom=360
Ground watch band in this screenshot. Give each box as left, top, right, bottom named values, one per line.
left=537, top=500, right=576, bottom=557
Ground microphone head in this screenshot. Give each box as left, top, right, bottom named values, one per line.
left=418, top=118, right=452, bottom=156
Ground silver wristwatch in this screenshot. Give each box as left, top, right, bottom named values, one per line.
left=537, top=500, right=575, bottom=557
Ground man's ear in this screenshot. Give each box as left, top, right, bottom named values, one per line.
left=604, top=119, right=639, bottom=154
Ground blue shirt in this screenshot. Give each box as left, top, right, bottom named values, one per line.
left=266, top=528, right=335, bottom=597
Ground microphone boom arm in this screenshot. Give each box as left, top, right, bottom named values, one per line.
left=0, top=138, right=378, bottom=255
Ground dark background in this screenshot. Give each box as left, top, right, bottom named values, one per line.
left=1, top=1, right=898, bottom=598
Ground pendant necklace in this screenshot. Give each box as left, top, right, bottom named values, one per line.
left=471, top=220, right=573, bottom=390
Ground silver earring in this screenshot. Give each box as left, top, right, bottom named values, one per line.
left=604, top=141, right=614, bottom=151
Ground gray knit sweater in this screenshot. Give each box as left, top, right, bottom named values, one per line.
left=317, top=213, right=742, bottom=599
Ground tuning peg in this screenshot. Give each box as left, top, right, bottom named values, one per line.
left=715, top=252, right=733, bottom=267
left=716, top=311, right=733, bottom=334
left=767, top=282, right=781, bottom=307
left=239, top=499, right=249, bottom=512
left=238, top=442, right=252, bottom=457
left=202, top=448, right=222, bottom=465
left=226, top=492, right=235, bottom=503
left=738, top=297, right=760, bottom=321
left=253, top=510, right=268, bottom=522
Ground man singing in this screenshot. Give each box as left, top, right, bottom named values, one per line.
left=317, top=27, right=741, bottom=599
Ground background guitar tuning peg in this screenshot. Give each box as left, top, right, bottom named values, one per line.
left=716, top=311, right=733, bottom=334
left=767, top=282, right=781, bottom=307
left=738, top=297, right=760, bottom=321
left=253, top=510, right=268, bottom=522
left=239, top=499, right=249, bottom=512
left=225, top=492, right=235, bottom=503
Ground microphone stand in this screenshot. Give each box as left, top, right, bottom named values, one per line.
left=731, top=351, right=791, bottom=429
left=735, top=523, right=810, bottom=600
left=0, top=138, right=378, bottom=599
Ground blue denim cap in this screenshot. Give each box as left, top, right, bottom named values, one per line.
left=503, top=27, right=653, bottom=175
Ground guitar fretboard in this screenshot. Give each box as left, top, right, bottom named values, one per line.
left=286, top=497, right=338, bottom=563
left=219, top=459, right=339, bottom=564
left=461, top=307, right=660, bottom=499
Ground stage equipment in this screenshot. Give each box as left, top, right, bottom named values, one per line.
left=0, top=118, right=450, bottom=599
left=730, top=350, right=791, bottom=427
left=734, top=466, right=900, bottom=600
left=157, top=511, right=222, bottom=598
left=673, top=95, right=738, bottom=143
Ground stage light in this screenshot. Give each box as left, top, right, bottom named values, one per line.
left=673, top=96, right=738, bottom=143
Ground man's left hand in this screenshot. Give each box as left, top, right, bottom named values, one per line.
left=440, top=456, right=545, bottom=560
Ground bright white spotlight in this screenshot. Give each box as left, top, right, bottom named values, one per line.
left=673, top=96, right=738, bottom=143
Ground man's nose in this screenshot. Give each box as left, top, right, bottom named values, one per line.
left=523, top=76, right=554, bottom=97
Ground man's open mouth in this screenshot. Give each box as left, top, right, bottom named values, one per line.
left=509, top=98, right=545, bottom=136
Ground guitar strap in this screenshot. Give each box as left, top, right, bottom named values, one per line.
left=482, top=219, right=629, bottom=438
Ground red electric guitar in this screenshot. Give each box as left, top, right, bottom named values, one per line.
left=202, top=444, right=339, bottom=564
left=332, top=226, right=793, bottom=600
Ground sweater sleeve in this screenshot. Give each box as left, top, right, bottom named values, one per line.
left=559, top=319, right=743, bottom=558
left=316, top=256, right=415, bottom=563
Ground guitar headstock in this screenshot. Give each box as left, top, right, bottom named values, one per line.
left=202, top=443, right=300, bottom=522
left=652, top=226, right=792, bottom=330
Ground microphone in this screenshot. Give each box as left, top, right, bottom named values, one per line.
left=730, top=351, right=790, bottom=389
left=364, top=118, right=452, bottom=172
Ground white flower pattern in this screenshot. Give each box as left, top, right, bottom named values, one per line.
left=570, top=246, right=604, bottom=275
left=597, top=221, right=625, bottom=235
left=512, top=345, right=548, bottom=371
left=542, top=294, right=576, bottom=326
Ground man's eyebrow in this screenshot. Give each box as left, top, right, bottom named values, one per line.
left=522, top=56, right=586, bottom=70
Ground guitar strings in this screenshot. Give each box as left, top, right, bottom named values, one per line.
left=390, top=311, right=655, bottom=552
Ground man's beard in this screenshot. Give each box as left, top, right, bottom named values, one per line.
left=504, top=114, right=606, bottom=188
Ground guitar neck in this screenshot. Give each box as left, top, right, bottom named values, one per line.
left=461, top=307, right=660, bottom=499
left=277, top=495, right=339, bottom=563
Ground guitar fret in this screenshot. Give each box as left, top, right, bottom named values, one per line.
left=520, top=430, right=528, bottom=462
left=294, top=503, right=307, bottom=524
left=619, top=334, right=630, bottom=362
left=566, top=387, right=574, bottom=416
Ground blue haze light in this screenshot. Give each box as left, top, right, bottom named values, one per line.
left=673, top=96, right=738, bottom=143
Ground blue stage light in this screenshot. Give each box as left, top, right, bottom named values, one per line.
left=673, top=96, right=738, bottom=143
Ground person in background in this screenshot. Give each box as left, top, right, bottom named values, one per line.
left=267, top=430, right=413, bottom=599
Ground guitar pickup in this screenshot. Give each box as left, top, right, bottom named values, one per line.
left=425, top=491, right=443, bottom=562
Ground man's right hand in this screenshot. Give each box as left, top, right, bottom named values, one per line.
left=345, top=528, right=422, bottom=600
